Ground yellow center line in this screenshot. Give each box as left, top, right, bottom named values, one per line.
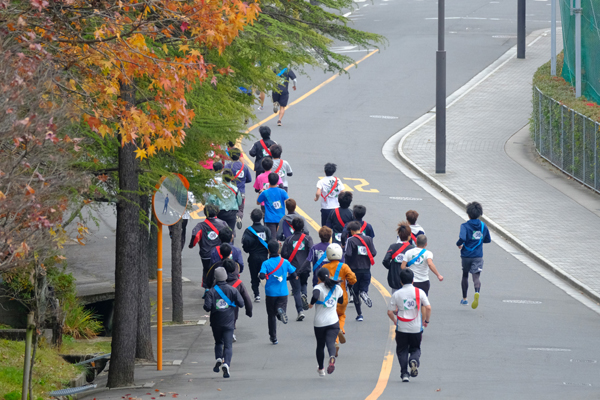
left=238, top=49, right=395, bottom=400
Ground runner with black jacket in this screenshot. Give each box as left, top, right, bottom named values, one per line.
left=189, top=204, right=229, bottom=297
left=204, top=267, right=245, bottom=378
left=281, top=217, right=314, bottom=321
left=248, top=126, right=276, bottom=178
left=344, top=221, right=377, bottom=321
left=326, top=191, right=353, bottom=245
left=382, top=222, right=415, bottom=292
left=241, top=209, right=272, bottom=302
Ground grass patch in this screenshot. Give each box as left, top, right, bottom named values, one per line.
left=0, top=323, right=12, bottom=329
left=533, top=52, right=600, bottom=122
left=0, top=339, right=84, bottom=400
left=59, top=336, right=111, bottom=355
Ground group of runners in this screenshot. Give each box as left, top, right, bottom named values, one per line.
left=192, top=126, right=492, bottom=381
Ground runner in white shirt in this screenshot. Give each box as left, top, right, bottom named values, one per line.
left=314, top=163, right=345, bottom=226
left=387, top=269, right=431, bottom=383
left=401, top=234, right=443, bottom=296
left=309, top=268, right=344, bottom=377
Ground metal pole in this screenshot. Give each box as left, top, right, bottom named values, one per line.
left=575, top=0, right=582, bottom=97
left=517, top=0, right=526, bottom=59
left=157, top=223, right=163, bottom=371
left=436, top=0, right=446, bottom=174
left=551, top=0, right=557, bottom=75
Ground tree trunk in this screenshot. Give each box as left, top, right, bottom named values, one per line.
left=21, top=312, right=34, bottom=400
left=107, top=82, right=140, bottom=388
left=170, top=221, right=183, bottom=323
left=136, top=193, right=154, bottom=361
left=148, top=211, right=158, bottom=280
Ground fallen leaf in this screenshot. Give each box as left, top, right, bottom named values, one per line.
left=155, top=390, right=160, bottom=392
left=160, top=394, right=166, bottom=398
left=436, top=388, right=441, bottom=392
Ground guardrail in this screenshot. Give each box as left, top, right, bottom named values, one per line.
left=532, top=86, right=600, bottom=193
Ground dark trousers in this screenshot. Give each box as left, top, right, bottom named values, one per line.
left=299, top=271, right=310, bottom=297
left=320, top=208, right=334, bottom=227
left=266, top=296, right=287, bottom=341
left=248, top=256, right=267, bottom=297
left=181, top=219, right=189, bottom=250
left=236, top=195, right=246, bottom=219
left=202, top=258, right=211, bottom=288
left=265, top=222, right=278, bottom=240
left=314, top=322, right=340, bottom=369
left=413, top=280, right=430, bottom=296
left=212, top=325, right=234, bottom=366
left=351, top=271, right=371, bottom=316
left=395, top=331, right=422, bottom=376
left=290, top=277, right=304, bottom=314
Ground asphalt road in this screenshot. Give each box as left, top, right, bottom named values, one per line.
left=81, top=1, right=600, bottom=399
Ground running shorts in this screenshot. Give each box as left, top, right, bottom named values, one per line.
left=461, top=257, right=483, bottom=274
left=272, top=91, right=290, bottom=107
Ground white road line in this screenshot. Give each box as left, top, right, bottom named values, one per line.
left=343, top=11, right=352, bottom=17
left=381, top=30, right=600, bottom=317
left=503, top=300, right=542, bottom=304
left=363, top=4, right=369, bottom=7
left=528, top=348, right=571, bottom=352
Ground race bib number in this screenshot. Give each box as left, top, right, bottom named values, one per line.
left=237, top=170, right=245, bottom=178
left=394, top=254, right=404, bottom=263
left=258, top=232, right=266, bottom=240
left=358, top=246, right=367, bottom=256
left=262, top=149, right=269, bottom=157
left=403, top=298, right=417, bottom=310
left=208, top=231, right=218, bottom=241
left=278, top=170, right=285, bottom=178
left=315, top=250, right=324, bottom=261
left=472, top=231, right=483, bottom=240
left=216, top=299, right=229, bottom=310
left=273, top=201, right=282, bottom=210
left=292, top=240, right=306, bottom=250
left=262, top=182, right=269, bottom=190
left=324, top=296, right=336, bottom=308
left=335, top=233, right=342, bottom=241
left=274, top=274, right=283, bottom=283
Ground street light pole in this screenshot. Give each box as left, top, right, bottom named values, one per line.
left=551, top=0, right=556, bottom=75
left=574, top=0, right=582, bottom=97
left=517, top=0, right=526, bottom=59
left=435, top=0, right=446, bottom=174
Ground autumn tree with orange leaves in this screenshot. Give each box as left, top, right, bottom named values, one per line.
left=2, top=0, right=258, bottom=387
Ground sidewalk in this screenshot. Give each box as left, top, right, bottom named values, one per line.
left=398, top=29, right=600, bottom=302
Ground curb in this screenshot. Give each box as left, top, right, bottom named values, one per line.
left=392, top=32, right=600, bottom=306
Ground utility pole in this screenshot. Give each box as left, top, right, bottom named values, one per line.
left=435, top=0, right=446, bottom=174
left=574, top=0, right=582, bottom=97
left=517, top=0, right=526, bottom=59
left=551, top=0, right=556, bottom=75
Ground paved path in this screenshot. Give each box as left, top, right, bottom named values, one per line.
left=400, top=30, right=600, bottom=302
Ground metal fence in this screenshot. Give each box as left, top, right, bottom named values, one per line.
left=532, top=87, right=600, bottom=193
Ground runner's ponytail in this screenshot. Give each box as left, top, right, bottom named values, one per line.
left=317, top=267, right=339, bottom=289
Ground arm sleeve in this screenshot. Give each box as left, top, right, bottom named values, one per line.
left=257, top=192, right=265, bottom=203
left=382, top=246, right=393, bottom=269
left=310, top=288, right=320, bottom=305
left=484, top=226, right=492, bottom=243
left=456, top=224, right=467, bottom=246
left=286, top=162, right=293, bottom=176
left=276, top=220, right=285, bottom=241
left=203, top=291, right=213, bottom=312
left=235, top=289, right=245, bottom=309
left=287, top=271, right=297, bottom=281
left=245, top=166, right=252, bottom=183
left=249, top=143, right=257, bottom=157
left=289, top=70, right=297, bottom=80
left=259, top=272, right=266, bottom=280
left=235, top=250, right=244, bottom=272
left=281, top=239, right=291, bottom=259
left=370, top=240, right=377, bottom=257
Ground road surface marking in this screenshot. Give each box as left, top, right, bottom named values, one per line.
left=390, top=196, right=422, bottom=200
left=570, top=359, right=597, bottom=363
left=528, top=348, right=571, bottom=351
left=502, top=300, right=542, bottom=304
left=343, top=11, right=352, bottom=17
left=344, top=178, right=380, bottom=193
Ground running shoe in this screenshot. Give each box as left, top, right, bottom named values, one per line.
left=232, top=334, right=237, bottom=343
left=472, top=292, right=480, bottom=310
left=277, top=120, right=282, bottom=126
left=337, top=330, right=346, bottom=344
left=222, top=363, right=230, bottom=378
left=460, top=299, right=469, bottom=305
left=327, top=356, right=336, bottom=374
left=401, top=374, right=410, bottom=383
left=270, top=337, right=278, bottom=345
left=277, top=307, right=288, bottom=324
left=409, top=360, right=419, bottom=377
left=296, top=311, right=305, bottom=322
left=301, top=293, right=309, bottom=310
left=318, top=369, right=326, bottom=377
left=254, top=295, right=261, bottom=303
left=257, top=105, right=263, bottom=111
left=348, top=290, right=354, bottom=304
left=335, top=343, right=339, bottom=357
left=273, top=102, right=280, bottom=114
left=356, top=315, right=363, bottom=322
left=213, top=358, right=222, bottom=373
left=360, top=292, right=373, bottom=308
left=236, top=216, right=243, bottom=229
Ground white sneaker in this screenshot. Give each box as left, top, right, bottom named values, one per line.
left=296, top=311, right=305, bottom=321
left=213, top=358, right=222, bottom=373
left=232, top=334, right=237, bottom=343
left=254, top=295, right=261, bottom=303
left=257, top=105, right=263, bottom=111
left=222, top=363, right=230, bottom=378
left=318, top=368, right=326, bottom=377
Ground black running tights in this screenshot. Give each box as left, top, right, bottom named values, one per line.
left=461, top=271, right=481, bottom=298
left=314, top=322, right=340, bottom=369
